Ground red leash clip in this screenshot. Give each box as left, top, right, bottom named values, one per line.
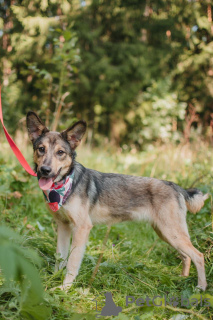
left=0, top=87, right=37, bottom=177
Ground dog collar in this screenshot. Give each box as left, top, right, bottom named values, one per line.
left=42, top=170, right=74, bottom=212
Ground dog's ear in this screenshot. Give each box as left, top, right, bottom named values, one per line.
left=26, top=111, right=49, bottom=143
left=61, top=120, right=87, bottom=150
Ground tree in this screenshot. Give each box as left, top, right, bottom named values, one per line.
left=0, top=0, right=212, bottom=147
left=0, top=0, right=80, bottom=131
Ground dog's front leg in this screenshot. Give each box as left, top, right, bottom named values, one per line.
left=62, top=221, right=92, bottom=290
left=55, top=220, right=72, bottom=271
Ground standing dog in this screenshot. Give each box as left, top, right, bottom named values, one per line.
left=26, top=111, right=208, bottom=291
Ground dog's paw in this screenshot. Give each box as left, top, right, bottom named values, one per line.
left=50, top=285, right=64, bottom=292
left=50, top=274, right=75, bottom=292
left=196, top=283, right=207, bottom=292
left=50, top=284, right=72, bottom=292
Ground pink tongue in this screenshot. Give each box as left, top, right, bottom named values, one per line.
left=38, top=178, right=53, bottom=190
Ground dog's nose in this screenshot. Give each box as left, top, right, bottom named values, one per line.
left=40, top=166, right=52, bottom=175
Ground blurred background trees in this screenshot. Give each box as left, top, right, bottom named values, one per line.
left=0, top=0, right=213, bottom=149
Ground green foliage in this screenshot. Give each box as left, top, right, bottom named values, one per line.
left=0, top=226, right=51, bottom=320
left=171, top=0, right=213, bottom=119
left=72, top=0, right=149, bottom=122
left=124, top=78, right=187, bottom=147
left=0, top=0, right=212, bottom=146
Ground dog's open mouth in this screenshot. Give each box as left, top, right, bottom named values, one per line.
left=38, top=168, right=62, bottom=191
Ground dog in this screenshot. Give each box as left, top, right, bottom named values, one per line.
left=26, top=111, right=209, bottom=291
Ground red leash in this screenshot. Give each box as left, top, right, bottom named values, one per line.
left=0, top=87, right=37, bottom=177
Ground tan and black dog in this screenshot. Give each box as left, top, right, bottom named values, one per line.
left=26, top=111, right=208, bottom=291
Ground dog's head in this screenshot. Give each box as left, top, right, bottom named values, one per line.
left=26, top=111, right=86, bottom=188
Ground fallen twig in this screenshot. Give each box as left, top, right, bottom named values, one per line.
left=165, top=305, right=208, bottom=320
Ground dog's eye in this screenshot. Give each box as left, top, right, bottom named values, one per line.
left=57, top=150, right=64, bottom=155
left=38, top=147, right=45, bottom=153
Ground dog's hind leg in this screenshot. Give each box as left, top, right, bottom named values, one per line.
left=152, top=224, right=191, bottom=277
left=175, top=236, right=206, bottom=290
left=153, top=220, right=207, bottom=290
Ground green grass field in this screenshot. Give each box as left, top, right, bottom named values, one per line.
left=0, top=141, right=213, bottom=320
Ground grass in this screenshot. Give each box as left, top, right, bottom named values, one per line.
left=0, top=140, right=213, bottom=319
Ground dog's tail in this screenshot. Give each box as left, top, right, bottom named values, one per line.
left=183, top=188, right=209, bottom=214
